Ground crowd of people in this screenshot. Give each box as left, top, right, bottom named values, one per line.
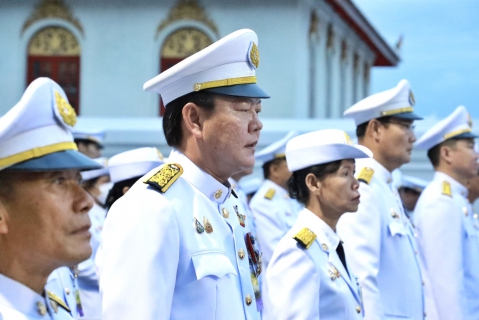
left=1, top=28, right=479, bottom=320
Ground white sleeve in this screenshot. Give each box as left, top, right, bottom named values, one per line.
left=251, top=199, right=287, bottom=268
left=263, top=242, right=320, bottom=320
left=415, top=196, right=465, bottom=320
left=100, top=191, right=180, bottom=320
left=336, top=183, right=383, bottom=320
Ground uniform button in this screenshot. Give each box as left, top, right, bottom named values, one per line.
left=321, top=243, right=329, bottom=251
left=37, top=301, right=47, bottom=316
left=222, top=208, right=229, bottom=218
left=245, top=294, right=253, bottom=306
left=65, top=288, right=70, bottom=295
left=214, top=189, right=222, bottom=199
left=356, top=306, right=361, bottom=313
left=238, top=249, right=245, bottom=260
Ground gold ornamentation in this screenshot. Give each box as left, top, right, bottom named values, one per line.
left=344, top=132, right=353, bottom=145
left=47, top=291, right=71, bottom=313
left=409, top=90, right=416, bottom=106
left=293, top=228, right=317, bottom=249
left=161, top=28, right=213, bottom=59
left=144, top=163, right=184, bottom=193
left=245, top=294, right=253, bottom=306
left=357, top=167, right=374, bottom=184
left=222, top=208, right=229, bottom=218
left=309, top=10, right=319, bottom=36
left=380, top=107, right=414, bottom=117
left=264, top=188, right=276, bottom=200
left=442, top=181, right=452, bottom=197
left=468, top=113, right=473, bottom=127
left=156, top=0, right=219, bottom=38
left=390, top=208, right=399, bottom=219
left=238, top=249, right=245, bottom=260
left=194, top=76, right=257, bottom=92
left=328, top=264, right=341, bottom=280
left=444, top=128, right=472, bottom=140
left=321, top=243, right=329, bottom=251
left=249, top=42, right=260, bottom=68
left=463, top=207, right=469, bottom=216
left=214, top=189, right=223, bottom=199
left=22, top=0, right=83, bottom=35
left=37, top=301, right=47, bottom=316
left=28, top=27, right=80, bottom=56
left=203, top=216, right=213, bottom=233
left=55, top=91, right=77, bottom=126
left=194, top=218, right=204, bottom=234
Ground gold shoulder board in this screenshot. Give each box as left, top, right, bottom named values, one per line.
left=293, top=227, right=317, bottom=249
left=143, top=163, right=183, bottom=193
left=47, top=290, right=71, bottom=312
left=264, top=188, right=276, bottom=200
left=357, top=167, right=374, bottom=184
left=442, top=181, right=452, bottom=197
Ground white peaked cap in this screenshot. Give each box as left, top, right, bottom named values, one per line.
left=344, top=79, right=422, bottom=126
left=109, top=147, right=165, bottom=183
left=81, top=157, right=109, bottom=181
left=416, top=106, right=477, bottom=150
left=144, top=29, right=269, bottom=106
left=255, top=131, right=299, bottom=164
left=73, top=128, right=106, bottom=147
left=0, top=77, right=101, bottom=171
left=286, top=129, right=372, bottom=172
left=400, top=175, right=429, bottom=193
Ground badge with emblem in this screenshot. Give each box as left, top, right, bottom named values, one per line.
left=245, top=232, right=263, bottom=311
left=234, top=205, right=246, bottom=227
left=71, top=265, right=84, bottom=317
left=328, top=263, right=341, bottom=281
left=390, top=208, right=399, bottom=219
left=203, top=217, right=213, bottom=234
left=194, top=218, right=205, bottom=234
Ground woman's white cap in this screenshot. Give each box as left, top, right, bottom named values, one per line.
left=285, top=129, right=372, bottom=172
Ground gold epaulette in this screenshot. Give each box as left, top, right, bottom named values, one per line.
left=264, top=188, right=276, bottom=200
left=47, top=290, right=71, bottom=313
left=143, top=163, right=183, bottom=193
left=357, top=167, right=374, bottom=184
left=293, top=228, right=317, bottom=249
left=442, top=181, right=452, bottom=197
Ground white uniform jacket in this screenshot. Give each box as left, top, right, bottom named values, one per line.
left=337, top=158, right=424, bottom=320
left=263, top=208, right=363, bottom=320
left=0, top=273, right=73, bottom=320
left=46, top=267, right=80, bottom=319
left=249, top=179, right=298, bottom=268
left=414, top=172, right=479, bottom=320
left=99, top=150, right=262, bottom=320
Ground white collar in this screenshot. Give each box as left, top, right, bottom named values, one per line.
left=296, top=208, right=340, bottom=252
left=168, top=149, right=231, bottom=204
left=434, top=171, right=468, bottom=198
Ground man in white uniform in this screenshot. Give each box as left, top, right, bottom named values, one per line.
left=99, top=29, right=268, bottom=320
left=337, top=80, right=427, bottom=320
left=0, top=78, right=102, bottom=319
left=414, top=106, right=479, bottom=320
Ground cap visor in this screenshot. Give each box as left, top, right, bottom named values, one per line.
left=8, top=150, right=103, bottom=171
left=204, top=83, right=270, bottom=99
left=389, top=112, right=423, bottom=121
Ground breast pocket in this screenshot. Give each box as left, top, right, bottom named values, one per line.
left=192, top=250, right=238, bottom=280
left=388, top=221, right=407, bottom=237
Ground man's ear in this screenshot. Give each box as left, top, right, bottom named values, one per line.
left=367, top=119, right=383, bottom=142
left=182, top=103, right=203, bottom=139
left=0, top=200, right=9, bottom=234
left=440, top=145, right=454, bottom=165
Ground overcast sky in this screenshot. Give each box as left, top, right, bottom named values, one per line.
left=353, top=0, right=479, bottom=119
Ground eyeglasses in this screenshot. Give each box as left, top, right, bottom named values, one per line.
left=382, top=120, right=415, bottom=133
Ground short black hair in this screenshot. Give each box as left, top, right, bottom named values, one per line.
left=0, top=170, right=16, bottom=201
left=287, top=160, right=342, bottom=206
left=356, top=116, right=392, bottom=139
left=105, top=176, right=140, bottom=210
left=162, top=91, right=216, bottom=148
left=427, top=139, right=458, bottom=168
left=262, top=157, right=286, bottom=179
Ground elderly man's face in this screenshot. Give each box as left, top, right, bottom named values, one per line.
left=0, top=170, right=93, bottom=270
left=199, top=96, right=263, bottom=178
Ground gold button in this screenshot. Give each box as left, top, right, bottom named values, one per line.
left=321, top=243, right=328, bottom=251
left=356, top=306, right=361, bottom=313
left=37, top=301, right=47, bottom=316
left=214, top=189, right=223, bottom=199
left=463, top=207, right=468, bottom=216
left=238, top=249, right=245, bottom=260
left=222, top=208, right=229, bottom=218
left=65, top=288, right=70, bottom=295
left=245, top=294, right=253, bottom=306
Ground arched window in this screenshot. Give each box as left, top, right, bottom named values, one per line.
left=159, top=27, right=212, bottom=116
left=27, top=26, right=81, bottom=114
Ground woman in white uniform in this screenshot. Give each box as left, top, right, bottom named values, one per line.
left=263, top=129, right=371, bottom=320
